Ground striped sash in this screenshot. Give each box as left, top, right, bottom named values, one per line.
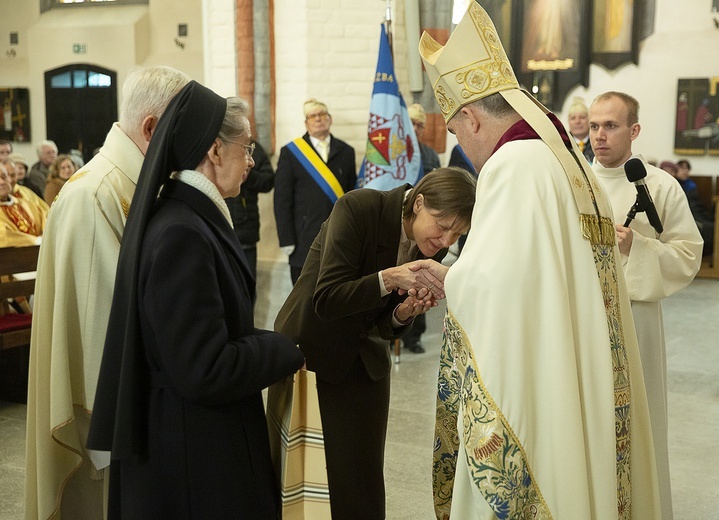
left=287, top=138, right=345, bottom=203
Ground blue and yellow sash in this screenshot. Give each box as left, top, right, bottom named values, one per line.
left=287, top=138, right=344, bottom=203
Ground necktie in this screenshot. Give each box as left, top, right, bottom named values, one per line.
left=317, top=140, right=329, bottom=162
left=578, top=140, right=585, bottom=153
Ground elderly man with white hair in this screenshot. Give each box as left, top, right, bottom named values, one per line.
left=24, top=65, right=191, bottom=520
left=273, top=98, right=357, bottom=284
left=25, top=140, right=58, bottom=198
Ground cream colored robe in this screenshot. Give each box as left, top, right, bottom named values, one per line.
left=24, top=123, right=141, bottom=519
left=435, top=139, right=660, bottom=519
left=594, top=158, right=703, bottom=520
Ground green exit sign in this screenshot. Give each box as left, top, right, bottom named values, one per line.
left=72, top=43, right=86, bottom=54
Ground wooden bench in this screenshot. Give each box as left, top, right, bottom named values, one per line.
left=0, top=245, right=40, bottom=349
left=0, top=245, right=39, bottom=402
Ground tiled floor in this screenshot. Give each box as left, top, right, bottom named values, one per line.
left=1, top=261, right=718, bottom=519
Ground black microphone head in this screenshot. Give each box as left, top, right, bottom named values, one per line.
left=624, top=157, right=647, bottom=183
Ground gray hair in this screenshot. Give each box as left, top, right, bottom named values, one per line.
left=36, top=140, right=57, bottom=156
left=217, top=97, right=251, bottom=143
left=471, top=92, right=516, bottom=119
left=118, top=66, right=191, bottom=135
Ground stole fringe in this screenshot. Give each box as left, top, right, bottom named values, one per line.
left=580, top=214, right=615, bottom=246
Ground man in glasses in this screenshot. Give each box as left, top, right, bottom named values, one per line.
left=274, top=98, right=356, bottom=284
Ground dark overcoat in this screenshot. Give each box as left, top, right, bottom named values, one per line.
left=275, top=185, right=444, bottom=384
left=113, top=180, right=304, bottom=519
left=273, top=132, right=356, bottom=269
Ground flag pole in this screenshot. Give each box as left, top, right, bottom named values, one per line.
left=384, top=0, right=393, bottom=55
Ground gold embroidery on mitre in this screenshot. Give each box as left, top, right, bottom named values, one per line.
left=419, top=2, right=519, bottom=123
left=435, top=86, right=455, bottom=116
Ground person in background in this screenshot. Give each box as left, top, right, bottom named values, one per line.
left=674, top=158, right=714, bottom=255
left=447, top=144, right=476, bottom=176
left=225, top=140, right=274, bottom=280
left=5, top=156, right=49, bottom=221
left=408, top=103, right=440, bottom=180
left=8, top=152, right=29, bottom=186
left=276, top=167, right=476, bottom=519
left=0, top=163, right=45, bottom=246
left=419, top=4, right=661, bottom=517
left=658, top=160, right=678, bottom=176
left=0, top=139, right=12, bottom=165
left=44, top=154, right=78, bottom=205
left=26, top=140, right=58, bottom=199
left=68, top=148, right=85, bottom=169
left=24, top=65, right=191, bottom=520
left=274, top=98, right=356, bottom=284
left=590, top=91, right=703, bottom=520
left=567, top=96, right=594, bottom=164
left=87, top=81, right=304, bottom=519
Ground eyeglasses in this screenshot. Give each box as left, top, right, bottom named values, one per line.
left=306, top=112, right=329, bottom=121
left=238, top=142, right=255, bottom=157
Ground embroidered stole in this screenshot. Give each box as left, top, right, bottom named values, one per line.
left=2, top=201, right=38, bottom=235
left=432, top=90, right=633, bottom=519
left=287, top=138, right=345, bottom=204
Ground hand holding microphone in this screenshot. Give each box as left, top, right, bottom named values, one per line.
left=623, top=158, right=663, bottom=234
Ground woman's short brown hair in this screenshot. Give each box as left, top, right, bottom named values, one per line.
left=402, top=166, right=476, bottom=226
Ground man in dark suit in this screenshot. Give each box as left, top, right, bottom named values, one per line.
left=567, top=96, right=594, bottom=164
left=273, top=98, right=356, bottom=284
left=275, top=168, right=476, bottom=519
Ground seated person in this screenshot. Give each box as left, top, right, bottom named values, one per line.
left=666, top=159, right=714, bottom=255
left=0, top=163, right=45, bottom=247
left=6, top=156, right=49, bottom=220
left=44, top=154, right=78, bottom=206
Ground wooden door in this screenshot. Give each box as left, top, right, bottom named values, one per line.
left=45, top=64, right=117, bottom=164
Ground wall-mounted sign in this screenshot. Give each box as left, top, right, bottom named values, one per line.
left=72, top=43, right=86, bottom=54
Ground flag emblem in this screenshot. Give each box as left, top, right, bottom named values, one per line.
left=359, top=25, right=421, bottom=190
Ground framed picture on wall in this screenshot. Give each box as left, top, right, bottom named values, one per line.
left=511, top=0, right=591, bottom=111
left=674, top=77, right=719, bottom=156
left=592, top=0, right=642, bottom=70
left=0, top=88, right=31, bottom=143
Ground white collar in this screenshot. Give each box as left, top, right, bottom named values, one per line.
left=0, top=194, right=17, bottom=207
left=171, top=170, right=233, bottom=227
left=309, top=134, right=331, bottom=148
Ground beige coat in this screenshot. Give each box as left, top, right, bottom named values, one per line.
left=24, top=123, right=141, bottom=519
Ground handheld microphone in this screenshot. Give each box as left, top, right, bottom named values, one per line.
left=623, top=158, right=663, bottom=234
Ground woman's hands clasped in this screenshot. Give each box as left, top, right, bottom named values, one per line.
left=381, top=259, right=449, bottom=301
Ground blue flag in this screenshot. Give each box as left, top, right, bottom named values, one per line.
left=358, top=24, right=421, bottom=190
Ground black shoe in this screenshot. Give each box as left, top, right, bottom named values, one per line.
left=407, top=343, right=425, bottom=354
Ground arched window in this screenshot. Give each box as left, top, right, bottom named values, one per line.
left=41, top=0, right=147, bottom=13
left=45, top=64, right=118, bottom=163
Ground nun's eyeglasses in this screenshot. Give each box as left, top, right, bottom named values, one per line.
left=239, top=142, right=256, bottom=157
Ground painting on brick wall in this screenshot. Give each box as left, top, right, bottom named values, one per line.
left=0, top=88, right=31, bottom=143
left=674, top=78, right=719, bottom=156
